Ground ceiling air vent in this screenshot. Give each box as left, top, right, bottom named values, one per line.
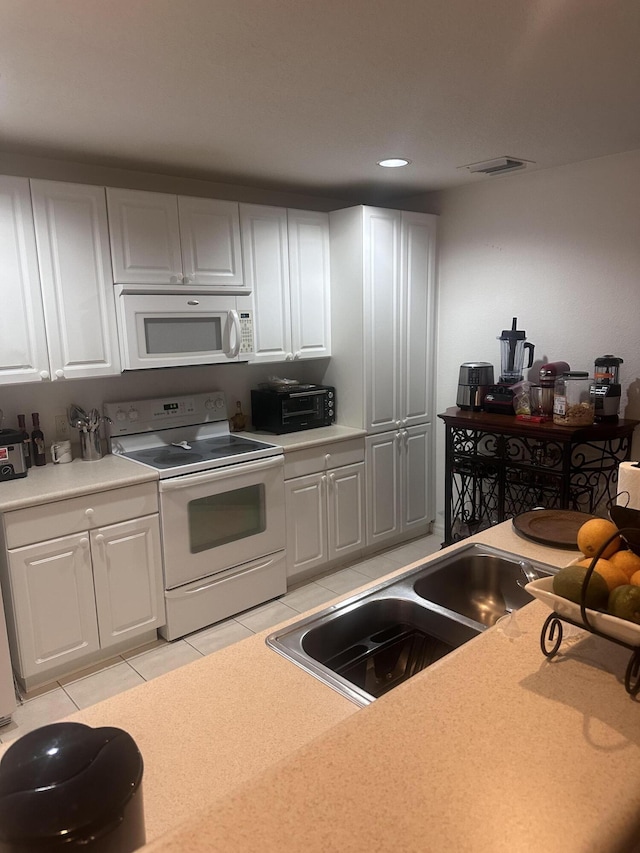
left=465, top=157, right=529, bottom=176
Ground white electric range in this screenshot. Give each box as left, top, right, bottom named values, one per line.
left=105, top=392, right=286, bottom=640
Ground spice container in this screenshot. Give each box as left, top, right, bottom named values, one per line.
left=553, top=372, right=595, bottom=426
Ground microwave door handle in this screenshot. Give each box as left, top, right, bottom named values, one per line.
left=225, top=310, right=241, bottom=359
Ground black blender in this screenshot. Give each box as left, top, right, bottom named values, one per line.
left=590, top=355, right=624, bottom=421
left=483, top=318, right=535, bottom=414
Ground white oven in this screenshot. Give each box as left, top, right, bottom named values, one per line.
left=115, top=287, right=255, bottom=370
left=105, top=392, right=287, bottom=640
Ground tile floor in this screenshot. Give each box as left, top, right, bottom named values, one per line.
left=0, top=534, right=442, bottom=744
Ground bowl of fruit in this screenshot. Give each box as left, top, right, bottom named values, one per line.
left=525, top=512, right=640, bottom=646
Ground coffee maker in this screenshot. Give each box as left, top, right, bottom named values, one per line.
left=590, top=355, right=624, bottom=421
left=483, top=318, right=535, bottom=414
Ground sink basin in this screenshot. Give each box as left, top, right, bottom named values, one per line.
left=267, top=544, right=557, bottom=706
left=413, top=552, right=542, bottom=627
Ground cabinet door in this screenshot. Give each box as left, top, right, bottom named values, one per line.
left=400, top=212, right=437, bottom=427
left=107, top=187, right=182, bottom=284
left=327, top=462, right=365, bottom=562
left=7, top=533, right=99, bottom=681
left=92, top=515, right=165, bottom=649
left=178, top=196, right=244, bottom=289
left=240, top=204, right=291, bottom=362
left=31, top=180, right=121, bottom=380
left=401, top=423, right=433, bottom=534
left=366, top=431, right=401, bottom=547
left=363, top=208, right=402, bottom=433
left=0, top=176, right=49, bottom=385
left=284, top=472, right=327, bottom=580
left=288, top=210, right=331, bottom=359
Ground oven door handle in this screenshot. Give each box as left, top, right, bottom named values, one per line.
left=158, top=454, right=283, bottom=492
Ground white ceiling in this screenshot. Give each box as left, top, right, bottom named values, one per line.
left=2, top=0, right=640, bottom=204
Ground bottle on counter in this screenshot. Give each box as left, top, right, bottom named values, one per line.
left=31, top=412, right=46, bottom=466
left=17, top=414, right=32, bottom=468
left=230, top=400, right=247, bottom=432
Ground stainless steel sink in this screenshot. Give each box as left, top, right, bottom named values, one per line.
left=267, top=544, right=557, bottom=706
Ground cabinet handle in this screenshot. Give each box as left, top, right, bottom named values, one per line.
left=294, top=351, right=301, bottom=360
left=79, top=537, right=89, bottom=548
left=285, top=352, right=294, bottom=361
left=325, top=453, right=331, bottom=464
left=396, top=421, right=402, bottom=428
left=94, top=534, right=105, bottom=544
left=39, top=370, right=49, bottom=380
left=85, top=508, right=95, bottom=519
left=55, top=369, right=65, bottom=379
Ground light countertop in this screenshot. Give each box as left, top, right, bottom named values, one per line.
left=239, top=423, right=366, bottom=450
left=0, top=425, right=364, bottom=513
left=0, top=455, right=158, bottom=513
left=2, top=522, right=639, bottom=851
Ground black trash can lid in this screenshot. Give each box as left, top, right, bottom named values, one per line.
left=0, top=722, right=143, bottom=847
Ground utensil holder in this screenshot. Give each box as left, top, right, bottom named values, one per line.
left=80, top=430, right=103, bottom=461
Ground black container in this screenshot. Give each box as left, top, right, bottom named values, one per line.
left=0, top=722, right=145, bottom=852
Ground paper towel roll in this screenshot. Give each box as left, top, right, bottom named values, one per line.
left=617, top=462, right=640, bottom=509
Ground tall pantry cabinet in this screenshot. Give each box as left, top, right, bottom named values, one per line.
left=325, top=206, right=437, bottom=547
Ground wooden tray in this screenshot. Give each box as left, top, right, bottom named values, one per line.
left=512, top=509, right=596, bottom=549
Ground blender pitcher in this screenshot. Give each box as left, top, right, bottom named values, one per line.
left=498, top=317, right=535, bottom=384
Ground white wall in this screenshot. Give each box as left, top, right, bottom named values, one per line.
left=431, top=149, right=640, bottom=534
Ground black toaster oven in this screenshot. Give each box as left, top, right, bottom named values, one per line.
left=250, top=385, right=336, bottom=434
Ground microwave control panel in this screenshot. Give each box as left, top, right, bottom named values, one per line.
left=239, top=311, right=254, bottom=355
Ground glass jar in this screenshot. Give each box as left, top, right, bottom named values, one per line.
left=553, top=372, right=595, bottom=426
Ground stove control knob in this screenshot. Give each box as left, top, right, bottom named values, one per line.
left=214, top=397, right=224, bottom=409
left=116, top=409, right=127, bottom=422
left=205, top=398, right=215, bottom=410
left=128, top=408, right=139, bottom=421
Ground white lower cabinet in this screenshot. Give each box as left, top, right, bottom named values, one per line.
left=0, top=483, right=165, bottom=689
left=366, top=423, right=432, bottom=548
left=284, top=440, right=365, bottom=582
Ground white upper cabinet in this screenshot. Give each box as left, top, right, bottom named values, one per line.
left=241, top=204, right=331, bottom=363
left=0, top=176, right=49, bottom=385
left=178, top=196, right=244, bottom=287
left=31, top=180, right=121, bottom=380
left=288, top=210, right=331, bottom=360
left=107, top=187, right=245, bottom=290
left=326, top=206, right=437, bottom=434
left=241, top=204, right=291, bottom=362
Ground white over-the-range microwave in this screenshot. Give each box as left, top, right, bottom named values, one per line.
left=114, top=285, right=255, bottom=370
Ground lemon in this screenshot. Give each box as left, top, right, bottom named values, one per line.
left=609, top=549, right=640, bottom=580
left=574, top=558, right=627, bottom=592
left=608, top=585, right=640, bottom=624
left=576, top=518, right=621, bottom=560
left=552, top=564, right=609, bottom=610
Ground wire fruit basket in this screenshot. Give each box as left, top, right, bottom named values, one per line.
left=525, top=504, right=640, bottom=697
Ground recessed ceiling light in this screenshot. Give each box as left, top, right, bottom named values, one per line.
left=377, top=158, right=411, bottom=168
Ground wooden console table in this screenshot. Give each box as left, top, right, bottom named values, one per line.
left=438, top=408, right=639, bottom=546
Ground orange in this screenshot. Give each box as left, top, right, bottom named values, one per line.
left=574, top=558, right=627, bottom=592
left=576, top=518, right=621, bottom=560
left=630, top=570, right=640, bottom=587
left=609, top=549, right=640, bottom=581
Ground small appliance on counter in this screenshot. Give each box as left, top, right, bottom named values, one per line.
left=251, top=382, right=336, bottom=434
left=483, top=318, right=535, bottom=414
left=590, top=355, right=624, bottom=422
left=0, top=428, right=28, bottom=481
left=456, top=362, right=494, bottom=411
left=538, top=360, right=571, bottom=416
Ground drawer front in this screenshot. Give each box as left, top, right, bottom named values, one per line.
left=4, top=482, right=159, bottom=549
left=284, top=438, right=365, bottom=479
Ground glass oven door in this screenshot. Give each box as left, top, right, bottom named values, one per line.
left=159, top=455, right=285, bottom=589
